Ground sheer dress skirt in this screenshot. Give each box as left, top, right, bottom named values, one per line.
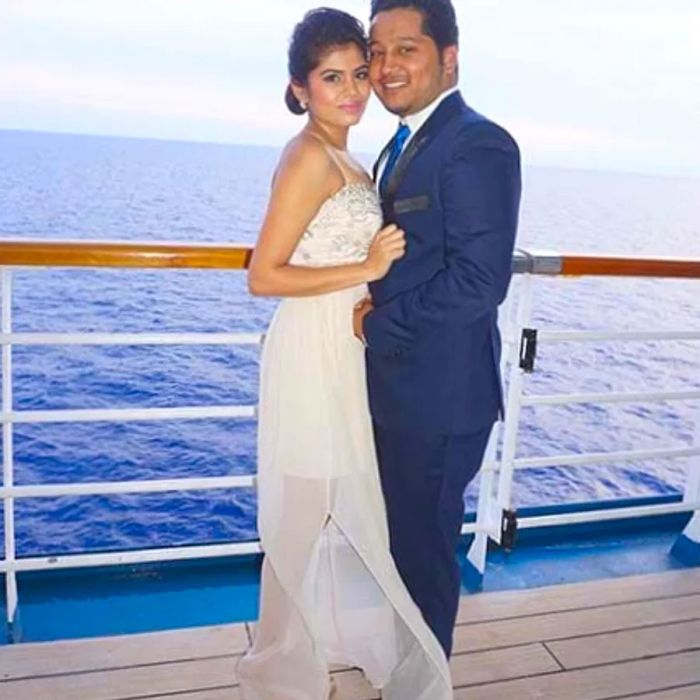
left=237, top=287, right=453, bottom=700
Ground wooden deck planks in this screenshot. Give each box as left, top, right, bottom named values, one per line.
left=456, top=568, right=700, bottom=624
left=449, top=644, right=560, bottom=686
left=453, top=649, right=700, bottom=699
left=2, top=569, right=700, bottom=700
left=148, top=692, right=241, bottom=700
left=547, top=618, right=700, bottom=669
left=333, top=669, right=379, bottom=700
left=453, top=593, right=700, bottom=654
left=625, top=687, right=700, bottom=699
left=0, top=657, right=238, bottom=700
left=0, top=624, right=247, bottom=682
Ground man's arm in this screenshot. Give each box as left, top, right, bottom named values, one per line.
left=363, top=123, right=521, bottom=355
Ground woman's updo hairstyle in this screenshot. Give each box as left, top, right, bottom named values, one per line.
left=285, top=8, right=368, bottom=115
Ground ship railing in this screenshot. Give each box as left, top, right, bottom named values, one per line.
left=467, top=255, right=700, bottom=582
left=0, top=239, right=699, bottom=635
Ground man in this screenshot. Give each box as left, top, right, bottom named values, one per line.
left=353, top=0, right=521, bottom=657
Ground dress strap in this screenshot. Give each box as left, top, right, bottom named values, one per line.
left=307, top=132, right=351, bottom=185
left=324, top=147, right=352, bottom=186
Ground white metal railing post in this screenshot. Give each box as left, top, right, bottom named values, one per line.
left=496, top=274, right=534, bottom=521
left=683, top=410, right=700, bottom=506
left=464, top=282, right=519, bottom=584
left=671, top=402, right=700, bottom=564
left=1, top=268, right=19, bottom=636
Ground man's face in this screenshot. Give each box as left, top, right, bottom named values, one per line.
left=369, top=8, right=456, bottom=118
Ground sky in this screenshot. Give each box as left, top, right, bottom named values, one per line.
left=1, top=0, right=699, bottom=176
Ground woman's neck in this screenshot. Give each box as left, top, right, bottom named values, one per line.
left=305, top=119, right=348, bottom=151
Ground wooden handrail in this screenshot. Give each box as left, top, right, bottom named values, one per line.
left=0, top=239, right=252, bottom=269
left=558, top=254, right=700, bottom=279
left=1, top=239, right=699, bottom=278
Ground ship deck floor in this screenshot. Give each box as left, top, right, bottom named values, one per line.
left=2, top=568, right=700, bottom=699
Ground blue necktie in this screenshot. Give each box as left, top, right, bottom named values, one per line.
left=379, top=123, right=411, bottom=196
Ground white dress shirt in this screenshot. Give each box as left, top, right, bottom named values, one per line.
left=377, top=86, right=460, bottom=185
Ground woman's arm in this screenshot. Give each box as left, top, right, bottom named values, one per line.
left=248, top=138, right=404, bottom=297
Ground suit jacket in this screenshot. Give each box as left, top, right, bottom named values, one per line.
left=364, top=91, right=521, bottom=435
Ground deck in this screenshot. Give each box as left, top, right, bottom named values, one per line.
left=1, top=568, right=699, bottom=699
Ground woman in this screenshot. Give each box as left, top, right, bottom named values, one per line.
left=237, top=9, right=453, bottom=700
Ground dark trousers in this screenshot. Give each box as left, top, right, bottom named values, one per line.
left=373, top=422, right=492, bottom=657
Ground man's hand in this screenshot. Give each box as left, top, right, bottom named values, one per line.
left=353, top=297, right=374, bottom=344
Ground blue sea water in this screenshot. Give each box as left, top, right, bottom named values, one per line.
left=0, top=129, right=699, bottom=558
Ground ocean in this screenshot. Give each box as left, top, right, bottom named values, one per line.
left=0, top=129, right=698, bottom=557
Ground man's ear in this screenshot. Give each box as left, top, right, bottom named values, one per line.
left=442, top=45, right=459, bottom=81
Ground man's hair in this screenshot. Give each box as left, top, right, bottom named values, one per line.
left=370, top=0, right=458, bottom=51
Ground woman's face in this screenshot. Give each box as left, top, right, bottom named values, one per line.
left=295, top=43, right=371, bottom=128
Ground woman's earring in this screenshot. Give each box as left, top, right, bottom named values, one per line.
left=300, top=99, right=308, bottom=110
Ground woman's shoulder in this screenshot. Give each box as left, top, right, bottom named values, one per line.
left=280, top=134, right=334, bottom=177
left=272, top=133, right=342, bottom=199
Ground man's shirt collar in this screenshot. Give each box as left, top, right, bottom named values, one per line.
left=402, top=86, right=460, bottom=142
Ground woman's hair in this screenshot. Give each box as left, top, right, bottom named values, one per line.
left=285, top=7, right=368, bottom=115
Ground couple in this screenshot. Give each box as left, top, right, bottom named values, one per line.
left=238, top=1, right=521, bottom=698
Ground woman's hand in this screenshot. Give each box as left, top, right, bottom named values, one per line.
left=363, top=224, right=406, bottom=281
left=353, top=296, right=374, bottom=344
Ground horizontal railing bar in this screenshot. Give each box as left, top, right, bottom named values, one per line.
left=2, top=242, right=700, bottom=278
left=0, top=475, right=256, bottom=499
left=515, top=445, right=700, bottom=469
left=0, top=499, right=679, bottom=571
left=0, top=240, right=252, bottom=269
left=0, top=523, right=491, bottom=573
left=559, top=255, right=700, bottom=279
left=3, top=405, right=256, bottom=424
left=0, top=332, right=263, bottom=346
left=0, top=541, right=263, bottom=572
left=538, top=330, right=700, bottom=342
left=512, top=250, right=561, bottom=275
left=523, top=389, right=700, bottom=406
left=519, top=500, right=700, bottom=529
left=3, top=330, right=697, bottom=347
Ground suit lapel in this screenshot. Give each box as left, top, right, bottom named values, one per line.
left=384, top=91, right=467, bottom=199
left=372, top=137, right=394, bottom=183
left=384, top=133, right=429, bottom=198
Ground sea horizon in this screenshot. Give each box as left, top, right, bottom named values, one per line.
left=2, top=126, right=699, bottom=184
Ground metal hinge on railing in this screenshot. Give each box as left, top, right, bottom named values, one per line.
left=501, top=509, right=518, bottom=552
left=519, top=328, right=538, bottom=372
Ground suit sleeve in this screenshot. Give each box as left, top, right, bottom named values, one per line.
left=363, top=124, right=521, bottom=356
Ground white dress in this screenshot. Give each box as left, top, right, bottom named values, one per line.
left=237, top=153, right=453, bottom=700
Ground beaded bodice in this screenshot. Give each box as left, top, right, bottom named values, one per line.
left=290, top=182, right=382, bottom=267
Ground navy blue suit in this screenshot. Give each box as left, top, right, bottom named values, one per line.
left=364, top=92, right=521, bottom=655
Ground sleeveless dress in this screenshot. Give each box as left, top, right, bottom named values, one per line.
left=237, top=149, right=453, bottom=700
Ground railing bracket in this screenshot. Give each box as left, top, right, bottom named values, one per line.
left=501, top=509, right=518, bottom=552
left=519, top=328, right=538, bottom=372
